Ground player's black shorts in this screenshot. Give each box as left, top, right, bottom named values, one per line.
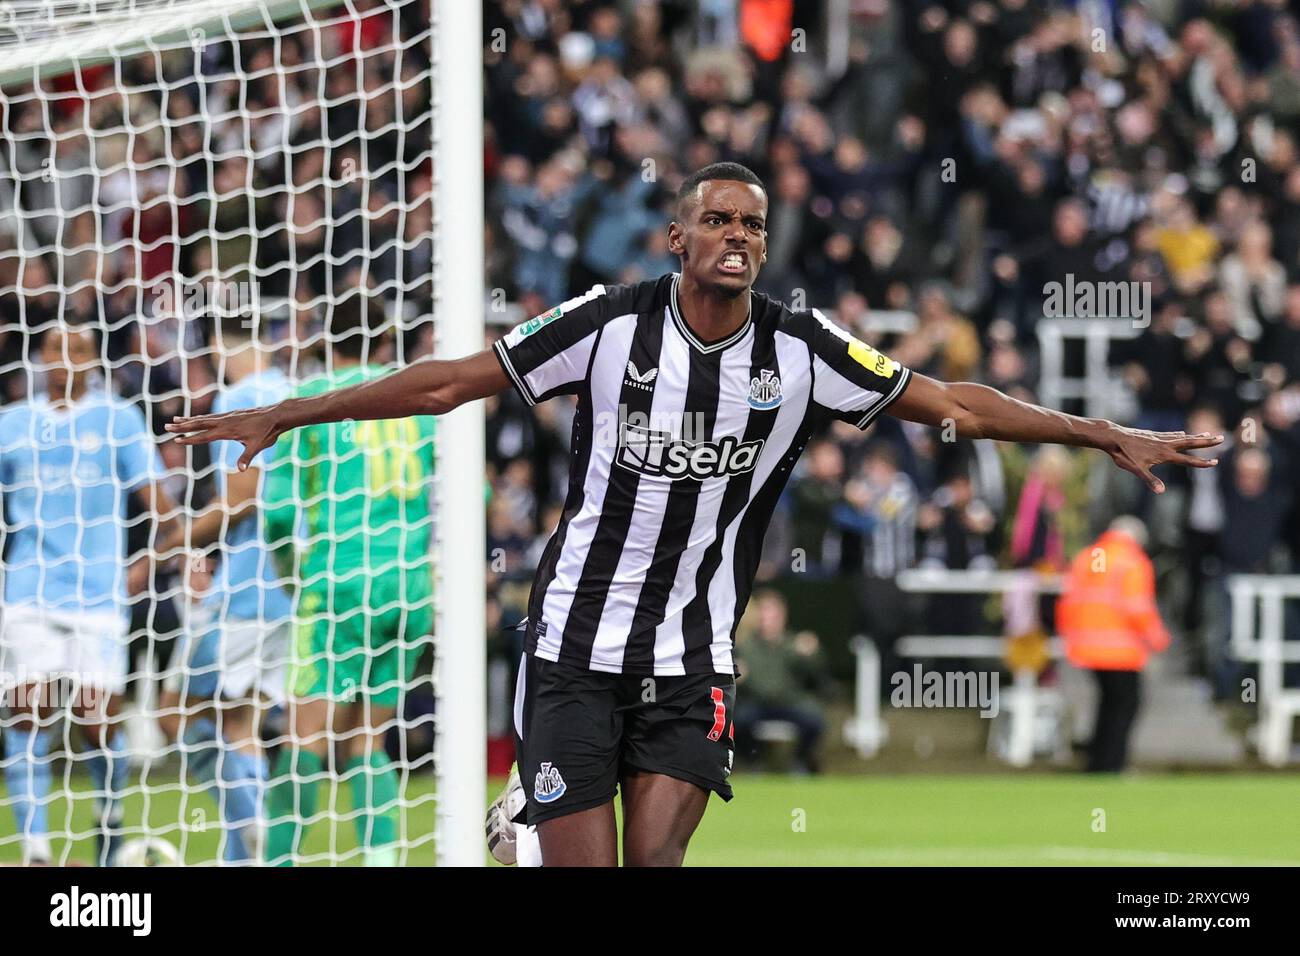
left=512, top=653, right=736, bottom=826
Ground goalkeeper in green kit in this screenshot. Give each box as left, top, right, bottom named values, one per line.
left=260, top=293, right=435, bottom=866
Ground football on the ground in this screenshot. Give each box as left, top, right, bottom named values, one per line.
left=113, top=837, right=181, bottom=867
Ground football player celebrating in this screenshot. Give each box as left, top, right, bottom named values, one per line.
left=168, top=164, right=1221, bottom=866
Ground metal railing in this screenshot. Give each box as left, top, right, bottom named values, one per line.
left=845, top=568, right=1065, bottom=766
left=1228, top=574, right=1300, bottom=766
left=847, top=568, right=1300, bottom=767
left=1037, top=317, right=1141, bottom=419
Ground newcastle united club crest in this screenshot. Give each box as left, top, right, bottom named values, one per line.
left=748, top=369, right=782, bottom=410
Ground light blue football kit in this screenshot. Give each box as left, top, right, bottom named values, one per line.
left=0, top=390, right=164, bottom=864
left=169, top=366, right=293, bottom=865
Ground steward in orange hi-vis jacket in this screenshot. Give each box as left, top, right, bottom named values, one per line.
left=1058, top=526, right=1170, bottom=670
left=1056, top=518, right=1170, bottom=771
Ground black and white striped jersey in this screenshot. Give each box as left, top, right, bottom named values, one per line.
left=493, top=273, right=913, bottom=676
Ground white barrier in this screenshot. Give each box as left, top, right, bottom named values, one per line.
left=1037, top=317, right=1142, bottom=419
left=843, top=636, right=886, bottom=758
left=1227, top=574, right=1300, bottom=766
left=845, top=568, right=1064, bottom=766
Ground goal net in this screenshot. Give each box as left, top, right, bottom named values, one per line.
left=0, top=0, right=485, bottom=866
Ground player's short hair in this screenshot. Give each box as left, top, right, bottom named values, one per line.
left=675, top=162, right=767, bottom=219
left=329, top=292, right=386, bottom=359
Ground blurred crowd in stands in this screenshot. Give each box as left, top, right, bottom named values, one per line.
left=480, top=0, right=1300, bottom=702
left=0, top=0, right=435, bottom=673
left=0, top=0, right=435, bottom=413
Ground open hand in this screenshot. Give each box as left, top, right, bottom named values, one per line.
left=1106, top=427, right=1223, bottom=494
left=166, top=405, right=285, bottom=471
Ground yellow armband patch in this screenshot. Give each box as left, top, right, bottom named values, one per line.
left=847, top=338, right=896, bottom=379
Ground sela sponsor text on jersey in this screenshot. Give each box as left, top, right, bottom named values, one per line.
left=615, top=420, right=764, bottom=480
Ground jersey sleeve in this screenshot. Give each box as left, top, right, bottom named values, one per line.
left=807, top=309, right=913, bottom=429
left=112, top=402, right=166, bottom=491
left=492, top=285, right=611, bottom=405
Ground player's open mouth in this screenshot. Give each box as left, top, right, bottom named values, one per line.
left=718, top=251, right=747, bottom=274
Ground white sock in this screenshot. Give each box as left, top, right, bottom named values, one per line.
left=516, top=824, right=542, bottom=867
left=23, top=834, right=53, bottom=865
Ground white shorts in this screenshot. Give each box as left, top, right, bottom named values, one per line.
left=0, top=605, right=129, bottom=696
left=165, top=610, right=291, bottom=706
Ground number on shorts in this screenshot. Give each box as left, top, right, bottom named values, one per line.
left=707, top=686, right=726, bottom=741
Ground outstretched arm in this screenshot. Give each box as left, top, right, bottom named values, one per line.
left=889, top=372, right=1223, bottom=493
left=165, top=349, right=510, bottom=471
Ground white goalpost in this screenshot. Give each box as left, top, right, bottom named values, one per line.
left=0, top=0, right=485, bottom=866
left=431, top=0, right=484, bottom=869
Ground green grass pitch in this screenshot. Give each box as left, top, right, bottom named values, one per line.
left=2, top=772, right=1297, bottom=865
